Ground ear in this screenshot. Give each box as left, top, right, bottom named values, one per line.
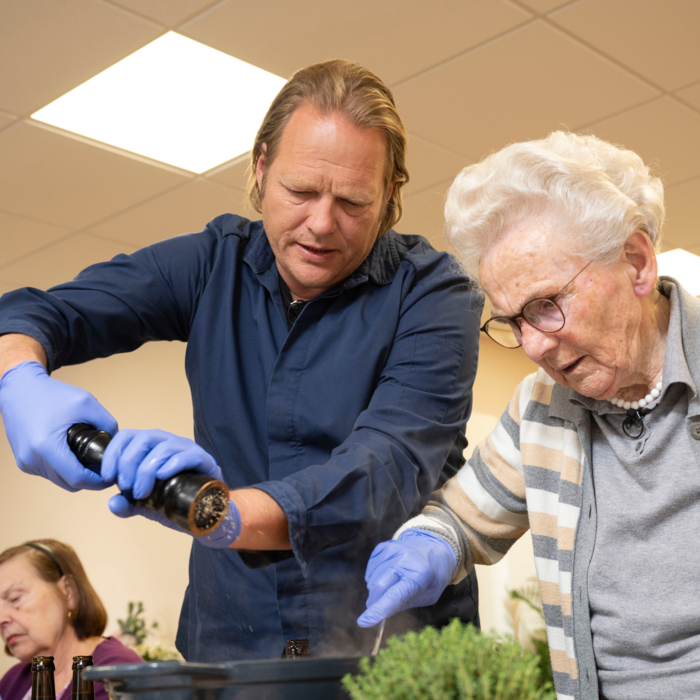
left=622, top=230, right=658, bottom=297
left=386, top=181, right=395, bottom=203
left=255, top=144, right=268, bottom=192
left=58, top=575, right=77, bottom=614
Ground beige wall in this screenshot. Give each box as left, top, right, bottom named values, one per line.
left=0, top=342, right=193, bottom=677
left=0, top=331, right=537, bottom=677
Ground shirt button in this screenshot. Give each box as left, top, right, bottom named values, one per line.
left=691, top=424, right=700, bottom=440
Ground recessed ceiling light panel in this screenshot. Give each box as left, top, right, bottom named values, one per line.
left=657, top=248, right=700, bottom=296
left=32, top=32, right=286, bottom=174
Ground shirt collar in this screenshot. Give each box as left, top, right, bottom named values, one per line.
left=242, top=222, right=402, bottom=288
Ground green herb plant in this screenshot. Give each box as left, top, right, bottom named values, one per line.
left=507, top=581, right=553, bottom=690
left=116, top=601, right=159, bottom=646
left=342, top=619, right=555, bottom=700
left=116, top=601, right=182, bottom=662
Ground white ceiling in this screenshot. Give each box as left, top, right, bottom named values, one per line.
left=2, top=0, right=700, bottom=290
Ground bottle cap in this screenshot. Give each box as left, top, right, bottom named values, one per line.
left=31, top=657, right=55, bottom=672
left=72, top=655, right=94, bottom=670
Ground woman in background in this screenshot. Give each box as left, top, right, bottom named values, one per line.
left=0, top=539, right=142, bottom=700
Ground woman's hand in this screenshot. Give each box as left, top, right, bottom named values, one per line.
left=358, top=529, right=457, bottom=628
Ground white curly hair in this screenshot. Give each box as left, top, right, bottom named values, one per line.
left=444, top=131, right=665, bottom=278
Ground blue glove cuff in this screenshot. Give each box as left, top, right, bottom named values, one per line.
left=398, top=529, right=458, bottom=568
left=194, top=499, right=241, bottom=549
left=0, top=360, right=47, bottom=391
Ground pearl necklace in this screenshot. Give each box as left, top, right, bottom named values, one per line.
left=607, top=378, right=663, bottom=411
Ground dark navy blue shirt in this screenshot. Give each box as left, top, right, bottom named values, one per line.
left=0, top=215, right=483, bottom=659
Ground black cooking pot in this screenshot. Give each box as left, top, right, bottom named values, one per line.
left=83, top=657, right=361, bottom=700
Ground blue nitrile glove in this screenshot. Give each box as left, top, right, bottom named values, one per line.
left=104, top=429, right=241, bottom=549
left=357, top=529, right=457, bottom=628
left=108, top=496, right=242, bottom=549
left=0, top=360, right=118, bottom=492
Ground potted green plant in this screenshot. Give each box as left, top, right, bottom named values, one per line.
left=342, top=618, right=554, bottom=700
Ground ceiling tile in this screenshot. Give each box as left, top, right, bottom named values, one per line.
left=403, top=135, right=471, bottom=198
left=517, top=0, right=574, bottom=13
left=663, top=177, right=700, bottom=252
left=0, top=0, right=161, bottom=116
left=181, top=0, right=530, bottom=85
left=84, top=180, right=249, bottom=248
left=677, top=82, right=700, bottom=112
left=106, top=0, right=220, bottom=27
left=551, top=0, right=700, bottom=91
left=397, top=178, right=454, bottom=250
left=0, top=233, right=136, bottom=290
left=0, top=122, right=190, bottom=230
left=394, top=22, right=657, bottom=160
left=0, top=211, right=70, bottom=268
left=582, top=97, right=700, bottom=187
left=206, top=155, right=250, bottom=191
left=0, top=111, right=15, bottom=131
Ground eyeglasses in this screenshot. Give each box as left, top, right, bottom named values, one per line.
left=480, top=261, right=593, bottom=349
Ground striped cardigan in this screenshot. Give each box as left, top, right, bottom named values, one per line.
left=397, top=279, right=700, bottom=700
left=398, top=368, right=589, bottom=700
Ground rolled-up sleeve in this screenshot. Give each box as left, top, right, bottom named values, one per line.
left=253, top=255, right=483, bottom=572
left=0, top=224, right=226, bottom=371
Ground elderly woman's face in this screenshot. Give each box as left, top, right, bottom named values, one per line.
left=480, top=219, right=644, bottom=400
left=0, top=554, right=71, bottom=663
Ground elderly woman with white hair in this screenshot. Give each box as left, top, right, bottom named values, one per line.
left=358, top=132, right=700, bottom=700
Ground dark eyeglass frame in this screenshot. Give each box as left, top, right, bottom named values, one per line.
left=480, top=260, right=593, bottom=349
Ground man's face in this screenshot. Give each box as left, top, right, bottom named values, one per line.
left=257, top=104, right=391, bottom=301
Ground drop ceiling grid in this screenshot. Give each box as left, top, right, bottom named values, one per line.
left=177, top=0, right=533, bottom=88
left=0, top=0, right=698, bottom=289
left=0, top=0, right=163, bottom=118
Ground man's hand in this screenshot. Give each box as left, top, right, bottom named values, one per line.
left=103, top=428, right=243, bottom=549
left=0, top=359, right=118, bottom=491
left=357, top=529, right=457, bottom=628
left=100, top=428, right=223, bottom=499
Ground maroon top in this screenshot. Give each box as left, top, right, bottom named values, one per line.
left=0, top=637, right=143, bottom=700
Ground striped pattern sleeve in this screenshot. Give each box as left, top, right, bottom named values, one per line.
left=396, top=372, right=537, bottom=583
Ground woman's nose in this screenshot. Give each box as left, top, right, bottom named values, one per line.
left=0, top=603, right=10, bottom=626
left=520, top=323, right=559, bottom=362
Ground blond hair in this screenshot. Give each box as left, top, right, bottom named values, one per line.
left=246, top=59, right=409, bottom=235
